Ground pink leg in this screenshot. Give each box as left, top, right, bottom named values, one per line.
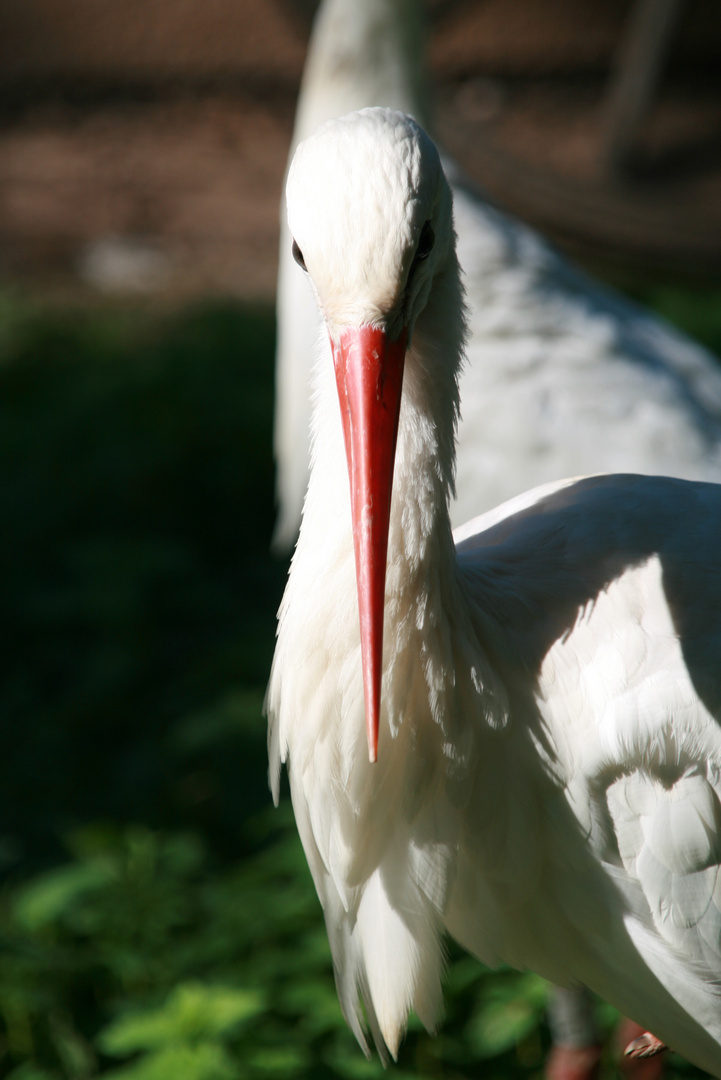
left=545, top=987, right=601, bottom=1080
left=619, top=1019, right=666, bottom=1080
left=546, top=1044, right=602, bottom=1080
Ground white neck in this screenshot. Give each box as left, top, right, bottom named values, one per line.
left=295, top=0, right=431, bottom=143
left=271, top=247, right=509, bottom=783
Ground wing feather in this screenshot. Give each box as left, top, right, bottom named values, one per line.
left=608, top=767, right=721, bottom=966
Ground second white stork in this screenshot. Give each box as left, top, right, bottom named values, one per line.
left=266, top=108, right=721, bottom=1076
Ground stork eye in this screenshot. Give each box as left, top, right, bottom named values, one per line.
left=292, top=239, right=307, bottom=271
left=415, top=221, right=434, bottom=262
left=406, top=220, right=435, bottom=292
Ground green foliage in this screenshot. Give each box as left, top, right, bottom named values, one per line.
left=13, top=860, right=116, bottom=933
left=0, top=294, right=282, bottom=873
left=623, top=283, right=721, bottom=358
left=98, top=982, right=264, bottom=1079
left=465, top=972, right=549, bottom=1059
left=102, top=1044, right=237, bottom=1080
left=0, top=286, right=717, bottom=1080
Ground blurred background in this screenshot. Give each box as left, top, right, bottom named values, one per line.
left=1, top=2, right=720, bottom=1078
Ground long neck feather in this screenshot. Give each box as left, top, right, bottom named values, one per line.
left=270, top=240, right=507, bottom=805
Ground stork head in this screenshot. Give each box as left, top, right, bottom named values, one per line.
left=286, top=108, right=454, bottom=762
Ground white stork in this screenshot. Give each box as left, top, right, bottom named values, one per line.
left=273, top=6, right=721, bottom=1064
left=266, top=108, right=721, bottom=1077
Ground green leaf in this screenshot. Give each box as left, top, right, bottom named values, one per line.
left=277, top=977, right=344, bottom=1035
left=322, top=1044, right=386, bottom=1080
left=465, top=973, right=548, bottom=1058
left=244, top=1046, right=310, bottom=1075
left=5, top=1066, right=62, bottom=1080
left=99, top=984, right=266, bottom=1056
left=444, top=955, right=486, bottom=994
left=102, top=1043, right=239, bottom=1080
left=12, top=860, right=114, bottom=930
left=171, top=689, right=266, bottom=753
left=49, top=1013, right=97, bottom=1078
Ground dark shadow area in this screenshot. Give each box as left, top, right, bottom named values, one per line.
left=619, top=122, right=721, bottom=184
left=0, top=298, right=286, bottom=873
left=0, top=76, right=300, bottom=123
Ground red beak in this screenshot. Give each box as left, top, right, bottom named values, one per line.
left=332, top=324, right=408, bottom=763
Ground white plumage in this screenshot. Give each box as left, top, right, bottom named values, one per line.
left=272, top=0, right=721, bottom=551
left=266, top=108, right=721, bottom=1075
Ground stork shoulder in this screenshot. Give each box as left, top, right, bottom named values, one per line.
left=454, top=473, right=721, bottom=978
left=453, top=472, right=721, bottom=785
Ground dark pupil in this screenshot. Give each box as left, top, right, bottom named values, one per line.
left=415, top=221, right=434, bottom=262
left=292, top=239, right=307, bottom=270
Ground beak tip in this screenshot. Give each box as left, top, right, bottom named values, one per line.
left=367, top=717, right=379, bottom=764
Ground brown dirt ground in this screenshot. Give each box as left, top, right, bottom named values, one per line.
left=1, top=0, right=720, bottom=302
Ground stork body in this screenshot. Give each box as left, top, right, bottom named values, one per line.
left=274, top=2, right=721, bottom=1066
left=273, top=0, right=721, bottom=551
left=267, top=110, right=721, bottom=1075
